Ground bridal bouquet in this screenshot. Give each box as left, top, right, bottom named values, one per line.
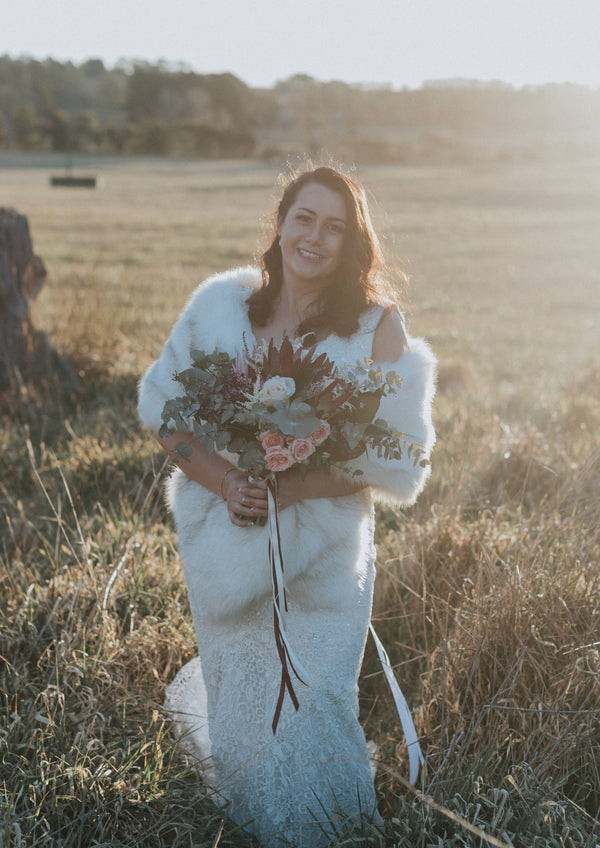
left=159, top=334, right=427, bottom=480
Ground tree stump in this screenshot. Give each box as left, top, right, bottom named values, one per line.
left=0, top=207, right=79, bottom=391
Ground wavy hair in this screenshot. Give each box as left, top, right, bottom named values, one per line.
left=247, top=166, right=402, bottom=340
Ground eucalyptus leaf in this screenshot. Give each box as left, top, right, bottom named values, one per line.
left=269, top=408, right=321, bottom=437
left=288, top=399, right=313, bottom=417
left=215, top=430, right=231, bottom=451
left=238, top=443, right=266, bottom=471
left=174, top=441, right=192, bottom=460
left=197, top=434, right=215, bottom=453
left=193, top=420, right=208, bottom=438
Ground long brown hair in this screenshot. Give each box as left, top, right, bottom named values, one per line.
left=247, top=166, right=400, bottom=340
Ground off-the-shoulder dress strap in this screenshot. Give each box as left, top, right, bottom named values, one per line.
left=362, top=302, right=405, bottom=332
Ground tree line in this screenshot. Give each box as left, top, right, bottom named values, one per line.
left=1, top=56, right=598, bottom=162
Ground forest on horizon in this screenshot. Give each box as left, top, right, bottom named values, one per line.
left=1, top=54, right=600, bottom=163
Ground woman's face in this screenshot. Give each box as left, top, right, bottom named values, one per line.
left=278, top=182, right=347, bottom=288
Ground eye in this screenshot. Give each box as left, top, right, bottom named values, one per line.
left=296, top=213, right=311, bottom=224
left=328, top=223, right=345, bottom=235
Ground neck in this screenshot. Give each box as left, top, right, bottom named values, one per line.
left=278, top=277, right=324, bottom=325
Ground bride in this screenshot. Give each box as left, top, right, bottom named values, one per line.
left=137, top=166, right=436, bottom=846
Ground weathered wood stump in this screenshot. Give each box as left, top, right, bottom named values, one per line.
left=0, top=207, right=80, bottom=391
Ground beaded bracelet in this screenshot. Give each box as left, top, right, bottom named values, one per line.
left=219, top=467, right=237, bottom=500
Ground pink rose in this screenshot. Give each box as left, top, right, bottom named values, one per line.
left=310, top=421, right=331, bottom=446
left=289, top=438, right=316, bottom=462
left=265, top=446, right=295, bottom=472
left=260, top=431, right=286, bottom=450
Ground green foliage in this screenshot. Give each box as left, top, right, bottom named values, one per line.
left=1, top=55, right=600, bottom=161
left=160, top=339, right=415, bottom=480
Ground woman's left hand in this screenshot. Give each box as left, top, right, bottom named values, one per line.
left=274, top=469, right=303, bottom=511
left=275, top=467, right=366, bottom=510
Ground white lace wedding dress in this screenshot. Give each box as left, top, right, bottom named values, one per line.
left=137, top=268, right=436, bottom=847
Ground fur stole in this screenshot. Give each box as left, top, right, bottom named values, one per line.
left=137, top=264, right=436, bottom=505
left=137, top=267, right=436, bottom=620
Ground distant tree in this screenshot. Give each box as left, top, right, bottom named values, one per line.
left=44, top=107, right=70, bottom=151
left=0, top=110, right=6, bottom=147
left=13, top=103, right=39, bottom=150
left=249, top=88, right=279, bottom=129
left=133, top=120, right=170, bottom=155
left=72, top=109, right=100, bottom=150
left=82, top=58, right=105, bottom=77
left=126, top=65, right=163, bottom=122
left=218, top=127, right=256, bottom=157
left=203, top=73, right=252, bottom=129
left=190, top=124, right=221, bottom=157
left=102, top=124, right=128, bottom=153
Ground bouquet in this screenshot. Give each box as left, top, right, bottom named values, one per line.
left=160, top=335, right=427, bottom=734
left=159, top=334, right=427, bottom=483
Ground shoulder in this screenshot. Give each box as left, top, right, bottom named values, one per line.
left=168, top=265, right=260, bottom=354
left=185, top=265, right=261, bottom=313
left=371, top=305, right=408, bottom=362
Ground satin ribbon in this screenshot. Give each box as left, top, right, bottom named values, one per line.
left=267, top=477, right=310, bottom=733
left=369, top=623, right=424, bottom=785
left=266, top=479, right=423, bottom=784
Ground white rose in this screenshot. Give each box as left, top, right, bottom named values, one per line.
left=255, top=376, right=296, bottom=404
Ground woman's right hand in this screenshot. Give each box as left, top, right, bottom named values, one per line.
left=221, top=469, right=268, bottom=527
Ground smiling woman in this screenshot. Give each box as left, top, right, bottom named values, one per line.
left=137, top=164, right=436, bottom=846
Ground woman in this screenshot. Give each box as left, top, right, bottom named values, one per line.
left=138, top=166, right=436, bottom=845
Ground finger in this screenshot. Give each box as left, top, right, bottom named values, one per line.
left=241, top=504, right=268, bottom=516
left=237, top=488, right=268, bottom=507
left=249, top=482, right=268, bottom=495
left=234, top=501, right=267, bottom=517
left=240, top=480, right=267, bottom=492
left=228, top=507, right=254, bottom=527
left=231, top=493, right=262, bottom=513
left=241, top=493, right=268, bottom=509
left=243, top=478, right=268, bottom=494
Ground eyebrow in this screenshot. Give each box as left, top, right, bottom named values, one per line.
left=297, top=206, right=346, bottom=224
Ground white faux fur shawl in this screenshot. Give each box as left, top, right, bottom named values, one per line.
left=138, top=265, right=436, bottom=507
left=138, top=267, right=436, bottom=620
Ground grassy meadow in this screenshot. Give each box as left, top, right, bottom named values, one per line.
left=1, top=153, right=600, bottom=846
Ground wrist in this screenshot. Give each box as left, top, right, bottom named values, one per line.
left=219, top=467, right=237, bottom=499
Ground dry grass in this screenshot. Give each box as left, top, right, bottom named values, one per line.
left=1, top=153, right=600, bottom=846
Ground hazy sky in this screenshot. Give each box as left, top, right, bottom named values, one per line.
left=3, top=0, right=599, bottom=89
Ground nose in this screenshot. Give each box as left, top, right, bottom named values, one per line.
left=306, top=223, right=323, bottom=244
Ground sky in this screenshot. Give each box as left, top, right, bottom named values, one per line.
left=2, top=0, right=599, bottom=90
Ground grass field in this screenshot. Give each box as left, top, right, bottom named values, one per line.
left=1, top=153, right=600, bottom=846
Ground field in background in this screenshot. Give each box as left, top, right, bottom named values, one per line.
left=3, top=152, right=599, bottom=381
left=1, top=155, right=599, bottom=846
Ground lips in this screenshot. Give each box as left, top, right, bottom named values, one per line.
left=298, top=247, right=324, bottom=261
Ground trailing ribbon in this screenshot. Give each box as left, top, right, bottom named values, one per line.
left=266, top=479, right=422, bottom=784
left=369, top=623, right=424, bottom=785
left=267, top=477, right=309, bottom=733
